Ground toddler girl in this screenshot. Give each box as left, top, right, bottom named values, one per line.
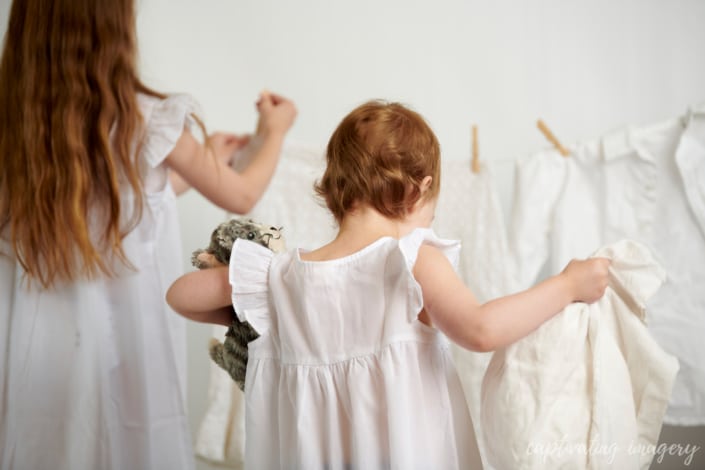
left=167, top=100, right=609, bottom=469
left=0, top=1, right=295, bottom=468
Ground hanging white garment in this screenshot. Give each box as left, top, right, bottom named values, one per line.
left=434, top=160, right=514, bottom=300
left=508, top=104, right=705, bottom=425
left=242, top=142, right=336, bottom=249
left=482, top=240, right=679, bottom=470
left=433, top=159, right=515, bottom=470
left=193, top=352, right=246, bottom=468
left=195, top=143, right=336, bottom=467
left=0, top=93, right=199, bottom=470
left=230, top=228, right=479, bottom=469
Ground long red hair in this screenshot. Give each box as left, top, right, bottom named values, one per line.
left=0, top=0, right=163, bottom=288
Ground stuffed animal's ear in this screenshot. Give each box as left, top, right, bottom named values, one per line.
left=259, top=226, right=286, bottom=253
left=194, top=251, right=224, bottom=269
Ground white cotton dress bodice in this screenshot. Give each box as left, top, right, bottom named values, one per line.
left=228, top=228, right=479, bottom=470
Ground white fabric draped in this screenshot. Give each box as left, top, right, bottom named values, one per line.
left=482, top=240, right=679, bottom=470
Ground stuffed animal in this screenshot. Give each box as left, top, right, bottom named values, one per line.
left=192, top=218, right=285, bottom=391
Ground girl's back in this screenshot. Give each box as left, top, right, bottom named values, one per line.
left=231, top=228, right=479, bottom=469
left=0, top=92, right=198, bottom=470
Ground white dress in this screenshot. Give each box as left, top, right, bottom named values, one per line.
left=228, top=228, right=479, bottom=470
left=0, top=93, right=199, bottom=470
left=482, top=240, right=679, bottom=470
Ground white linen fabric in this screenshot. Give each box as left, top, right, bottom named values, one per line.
left=0, top=94, right=199, bottom=470
left=228, top=228, right=479, bottom=470
left=434, top=161, right=515, bottom=301
left=482, top=240, right=679, bottom=470
left=194, top=346, right=246, bottom=468
left=242, top=142, right=337, bottom=249
left=508, top=104, right=705, bottom=424
left=195, top=143, right=336, bottom=468
left=433, top=159, right=515, bottom=470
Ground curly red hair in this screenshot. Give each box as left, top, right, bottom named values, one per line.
left=315, top=100, right=441, bottom=223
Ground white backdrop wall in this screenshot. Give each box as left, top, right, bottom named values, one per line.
left=131, top=0, right=705, bottom=269
left=1, top=0, right=704, bottom=468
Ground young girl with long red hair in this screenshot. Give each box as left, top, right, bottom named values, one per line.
left=0, top=1, right=296, bottom=468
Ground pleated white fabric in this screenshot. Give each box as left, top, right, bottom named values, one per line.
left=0, top=93, right=200, bottom=470
left=228, top=228, right=480, bottom=470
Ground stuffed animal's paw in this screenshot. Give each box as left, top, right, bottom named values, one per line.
left=206, top=319, right=260, bottom=391
left=191, top=250, right=221, bottom=269
left=209, top=336, right=247, bottom=391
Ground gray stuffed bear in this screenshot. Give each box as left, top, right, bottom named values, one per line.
left=192, top=218, right=285, bottom=391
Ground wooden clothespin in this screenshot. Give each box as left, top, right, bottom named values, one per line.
left=471, top=124, right=480, bottom=173
left=537, top=119, right=570, bottom=157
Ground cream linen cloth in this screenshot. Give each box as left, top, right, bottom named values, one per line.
left=508, top=104, right=705, bottom=424
left=482, top=240, right=679, bottom=470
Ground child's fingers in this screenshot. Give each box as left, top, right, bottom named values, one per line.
left=256, top=97, right=272, bottom=113
left=258, top=90, right=292, bottom=107
left=255, top=89, right=273, bottom=108
left=266, top=93, right=283, bottom=105
left=236, top=134, right=252, bottom=147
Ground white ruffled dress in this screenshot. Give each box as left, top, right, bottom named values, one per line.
left=229, top=228, right=479, bottom=470
left=0, top=93, right=199, bottom=470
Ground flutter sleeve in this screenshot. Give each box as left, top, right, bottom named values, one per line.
left=398, top=228, right=461, bottom=322
left=140, top=93, right=203, bottom=168
left=229, top=239, right=275, bottom=335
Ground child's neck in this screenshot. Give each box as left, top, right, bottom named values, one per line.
left=300, top=206, right=417, bottom=262
left=338, top=206, right=416, bottom=242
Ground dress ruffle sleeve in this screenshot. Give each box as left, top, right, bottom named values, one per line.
left=229, top=239, right=274, bottom=335
left=140, top=93, right=203, bottom=168
left=398, top=228, right=461, bottom=322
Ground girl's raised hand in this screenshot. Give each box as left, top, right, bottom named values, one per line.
left=255, top=90, right=297, bottom=137
left=560, top=257, right=611, bottom=304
